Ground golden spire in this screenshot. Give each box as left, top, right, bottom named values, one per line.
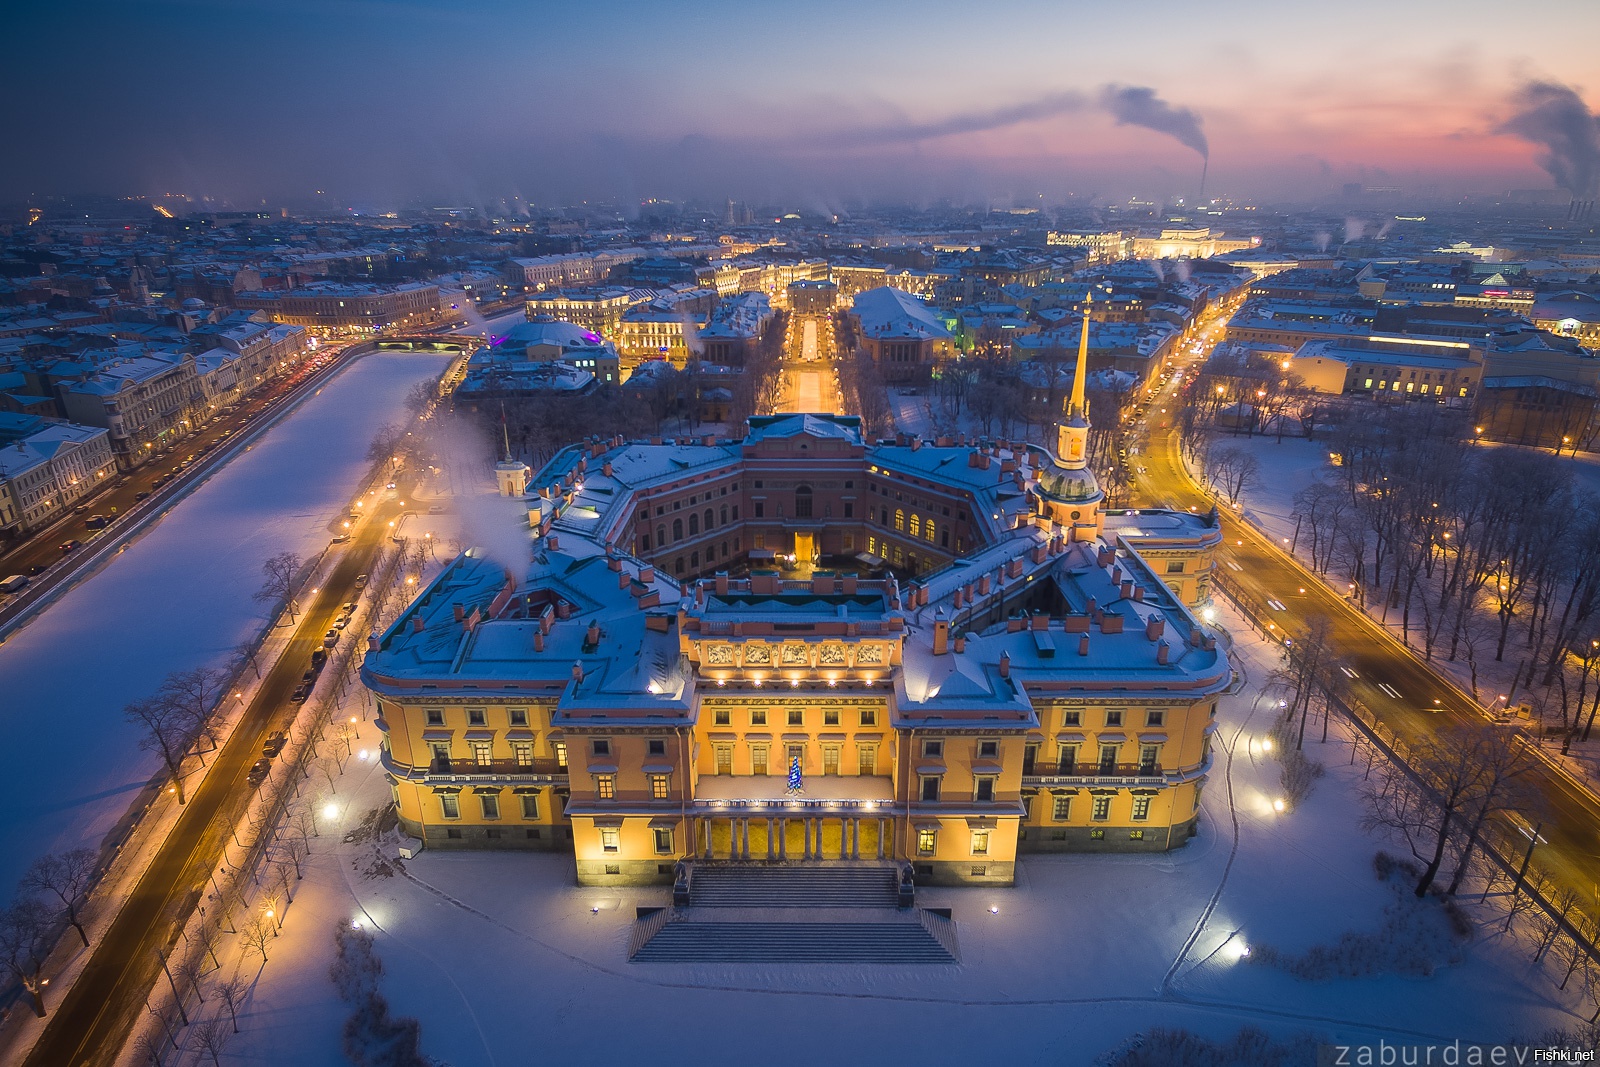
left=1069, top=291, right=1091, bottom=420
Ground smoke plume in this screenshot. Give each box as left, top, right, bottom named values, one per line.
left=1498, top=81, right=1600, bottom=198
left=825, top=92, right=1087, bottom=148
left=1099, top=85, right=1209, bottom=159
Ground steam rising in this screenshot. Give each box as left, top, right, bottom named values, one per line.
left=433, top=416, right=533, bottom=572
left=1099, top=85, right=1209, bottom=159
left=1498, top=81, right=1600, bottom=198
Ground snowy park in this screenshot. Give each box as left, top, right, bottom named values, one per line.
left=200, top=602, right=1588, bottom=1067
left=0, top=351, right=455, bottom=892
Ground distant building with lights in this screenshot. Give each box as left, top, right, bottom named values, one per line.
left=363, top=321, right=1227, bottom=887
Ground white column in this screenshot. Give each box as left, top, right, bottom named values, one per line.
left=778, top=818, right=788, bottom=860
left=851, top=817, right=860, bottom=860
left=766, top=818, right=775, bottom=861
left=741, top=818, right=751, bottom=861
left=803, top=817, right=812, bottom=860
left=877, top=818, right=887, bottom=860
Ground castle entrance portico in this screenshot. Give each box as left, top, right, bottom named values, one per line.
left=691, top=775, right=894, bottom=862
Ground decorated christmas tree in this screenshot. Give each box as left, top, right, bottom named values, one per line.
left=786, top=755, right=804, bottom=795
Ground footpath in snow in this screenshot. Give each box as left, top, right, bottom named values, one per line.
left=0, top=351, right=454, bottom=892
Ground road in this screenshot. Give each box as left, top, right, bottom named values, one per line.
left=1129, top=313, right=1600, bottom=923
left=20, top=482, right=410, bottom=1067
left=778, top=313, right=839, bottom=414
left=0, top=347, right=351, bottom=586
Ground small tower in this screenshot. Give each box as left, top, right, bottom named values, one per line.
left=494, top=404, right=530, bottom=497
left=1033, top=292, right=1105, bottom=537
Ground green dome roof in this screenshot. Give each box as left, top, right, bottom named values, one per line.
left=1037, top=462, right=1103, bottom=505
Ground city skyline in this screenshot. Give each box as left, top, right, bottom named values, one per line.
left=6, top=0, right=1600, bottom=209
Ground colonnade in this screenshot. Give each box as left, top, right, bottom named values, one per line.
left=693, top=814, right=889, bottom=861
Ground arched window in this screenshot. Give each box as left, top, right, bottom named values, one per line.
left=674, top=556, right=685, bottom=573
left=705, top=544, right=715, bottom=562
left=705, top=508, right=714, bottom=531
left=689, top=513, right=699, bottom=536
left=672, top=518, right=683, bottom=541
left=794, top=485, right=813, bottom=519
left=894, top=509, right=905, bottom=532
left=909, top=514, right=921, bottom=539
left=690, top=551, right=699, bottom=569
left=924, top=519, right=936, bottom=543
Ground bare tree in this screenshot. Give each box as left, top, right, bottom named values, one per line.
left=158, top=667, right=230, bottom=758
left=239, top=914, right=274, bottom=967
left=189, top=1017, right=229, bottom=1067
left=253, top=551, right=304, bottom=622
left=214, top=970, right=250, bottom=1033
left=20, top=847, right=98, bottom=947
left=132, top=1030, right=167, bottom=1067
left=0, top=898, right=57, bottom=1016
left=234, top=638, right=264, bottom=680
left=126, top=696, right=201, bottom=804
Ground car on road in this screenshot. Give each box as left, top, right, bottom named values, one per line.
left=342, top=601, right=358, bottom=613
left=72, top=504, right=89, bottom=515
left=323, top=630, right=340, bottom=647
left=310, top=649, right=328, bottom=669
left=0, top=574, right=28, bottom=594
left=262, top=731, right=287, bottom=758
left=331, top=533, right=350, bottom=544
left=354, top=573, right=368, bottom=587
left=247, top=758, right=272, bottom=785
left=27, top=564, right=47, bottom=576
left=135, top=491, right=151, bottom=501
left=291, top=683, right=310, bottom=703
left=84, top=515, right=108, bottom=529
left=60, top=540, right=81, bottom=554
left=332, top=616, right=348, bottom=630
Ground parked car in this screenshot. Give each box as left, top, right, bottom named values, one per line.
left=134, top=491, right=151, bottom=501
left=0, top=574, right=28, bottom=594
left=354, top=574, right=368, bottom=587
left=290, top=684, right=310, bottom=703
left=342, top=601, right=358, bottom=613
left=332, top=616, right=348, bottom=630
left=27, top=564, right=47, bottom=576
left=60, top=540, right=81, bottom=554
left=247, top=758, right=272, bottom=785
left=323, top=630, right=339, bottom=648
left=262, top=731, right=287, bottom=758
left=72, top=504, right=89, bottom=515
left=84, top=515, right=107, bottom=529
left=310, top=649, right=327, bottom=669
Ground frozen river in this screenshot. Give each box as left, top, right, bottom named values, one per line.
left=0, top=351, right=453, bottom=890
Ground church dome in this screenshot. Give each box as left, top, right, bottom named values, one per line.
left=1037, top=461, right=1103, bottom=505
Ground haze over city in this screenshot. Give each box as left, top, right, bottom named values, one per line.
left=7, top=0, right=1600, bottom=209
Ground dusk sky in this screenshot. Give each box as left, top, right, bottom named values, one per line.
left=7, top=0, right=1600, bottom=208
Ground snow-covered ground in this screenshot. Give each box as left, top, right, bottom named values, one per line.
left=0, top=352, right=454, bottom=891
left=207, top=603, right=1579, bottom=1067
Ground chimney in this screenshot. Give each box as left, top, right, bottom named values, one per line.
left=1098, top=547, right=1114, bottom=567
left=1031, top=543, right=1047, bottom=565
left=812, top=573, right=833, bottom=595
left=953, top=587, right=965, bottom=609
left=953, top=634, right=966, bottom=653
left=540, top=607, right=554, bottom=634
left=556, top=600, right=571, bottom=620
left=1133, top=586, right=1145, bottom=602
left=602, top=460, right=613, bottom=478
left=715, top=571, right=729, bottom=595
left=1146, top=617, right=1165, bottom=641
left=607, top=554, right=622, bottom=571
left=1007, top=557, right=1024, bottom=579
left=979, top=574, right=991, bottom=596
left=571, top=661, right=585, bottom=683
left=842, top=573, right=857, bottom=595
left=586, top=620, right=601, bottom=646
left=1111, top=566, right=1122, bottom=584
left=968, top=451, right=982, bottom=468
left=1119, top=580, right=1133, bottom=599
left=1189, top=627, right=1203, bottom=647
left=618, top=569, right=631, bottom=590
left=1031, top=614, right=1048, bottom=631
left=1078, top=634, right=1090, bottom=656
left=367, top=633, right=381, bottom=652
left=998, top=651, right=1011, bottom=678
left=534, top=630, right=545, bottom=652
left=933, top=610, right=950, bottom=655
left=695, top=583, right=706, bottom=608
left=411, top=616, right=425, bottom=633
left=703, top=435, right=715, bottom=447
left=547, top=535, right=560, bottom=551
left=1157, top=643, right=1170, bottom=665
left=640, top=566, right=655, bottom=584
left=452, top=603, right=465, bottom=621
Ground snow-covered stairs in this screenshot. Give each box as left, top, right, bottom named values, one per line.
left=630, top=864, right=959, bottom=964
left=687, top=863, right=899, bottom=908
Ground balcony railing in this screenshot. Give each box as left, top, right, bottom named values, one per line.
left=424, top=757, right=568, bottom=777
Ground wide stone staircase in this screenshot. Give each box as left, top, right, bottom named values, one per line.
left=628, top=863, right=959, bottom=964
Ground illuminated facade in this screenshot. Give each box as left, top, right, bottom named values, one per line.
left=365, top=383, right=1226, bottom=887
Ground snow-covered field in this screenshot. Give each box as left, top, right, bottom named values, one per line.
left=213, top=604, right=1579, bottom=1067
left=0, top=352, right=453, bottom=891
